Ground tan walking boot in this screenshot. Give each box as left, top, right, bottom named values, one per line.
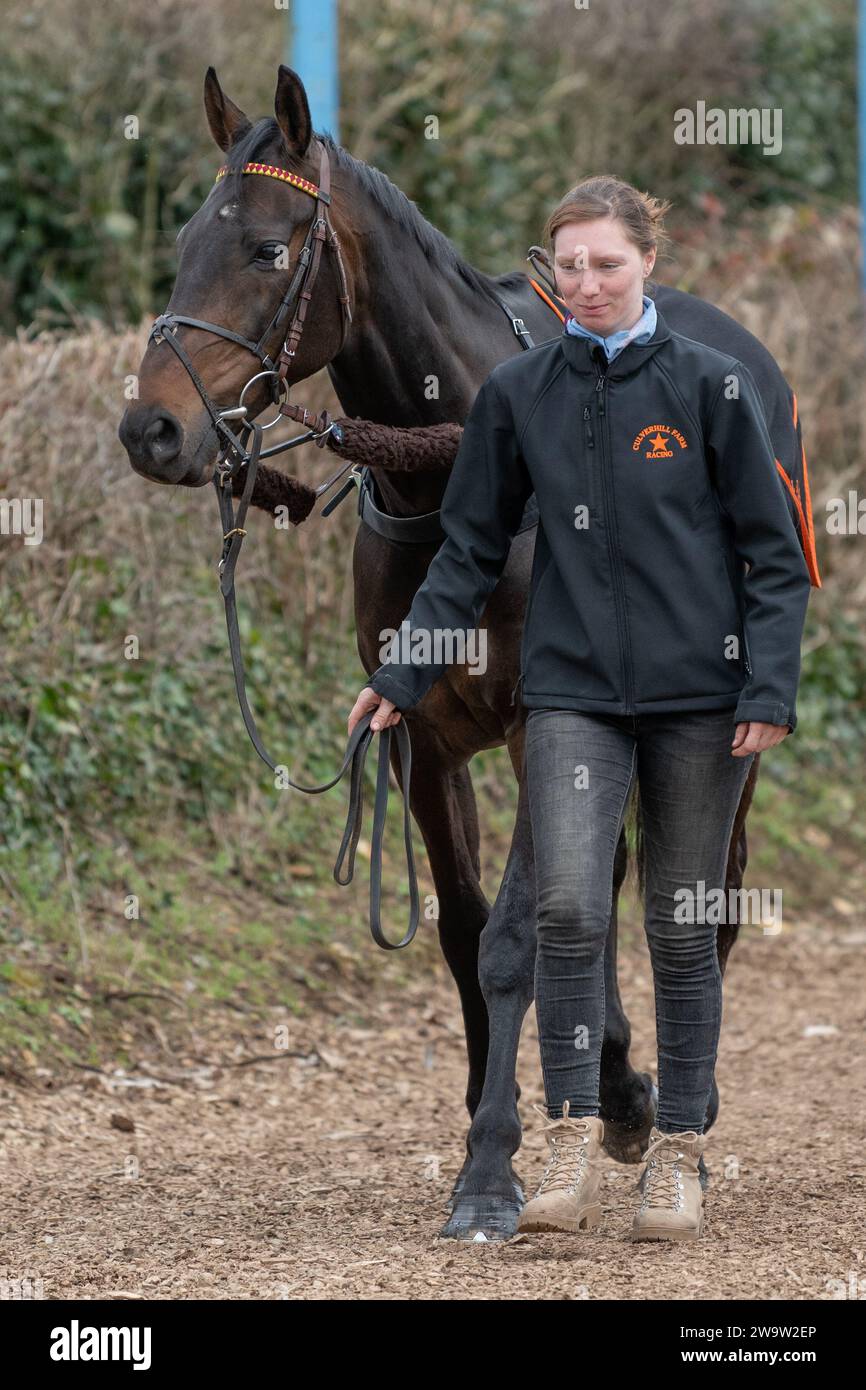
left=517, top=1101, right=604, bottom=1234
left=631, top=1125, right=706, bottom=1242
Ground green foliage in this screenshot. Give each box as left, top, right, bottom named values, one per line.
left=0, top=51, right=212, bottom=333
left=790, top=608, right=866, bottom=766
left=0, top=543, right=358, bottom=855
left=735, top=0, right=857, bottom=200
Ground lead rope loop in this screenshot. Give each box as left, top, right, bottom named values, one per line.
left=214, top=422, right=419, bottom=950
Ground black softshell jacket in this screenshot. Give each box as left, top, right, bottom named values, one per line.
left=367, top=308, right=812, bottom=730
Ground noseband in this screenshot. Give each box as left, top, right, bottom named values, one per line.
left=146, top=139, right=420, bottom=951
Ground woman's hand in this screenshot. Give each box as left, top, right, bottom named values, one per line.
left=731, top=721, right=789, bottom=756
left=348, top=685, right=402, bottom=737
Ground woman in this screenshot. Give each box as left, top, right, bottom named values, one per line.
left=347, top=176, right=811, bottom=1241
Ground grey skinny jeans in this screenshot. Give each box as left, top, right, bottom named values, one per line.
left=524, top=706, right=755, bottom=1134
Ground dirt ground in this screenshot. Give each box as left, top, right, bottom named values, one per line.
left=1, top=920, right=863, bottom=1301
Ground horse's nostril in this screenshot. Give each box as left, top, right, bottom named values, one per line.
left=143, top=414, right=183, bottom=464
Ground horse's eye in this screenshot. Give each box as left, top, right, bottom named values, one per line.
left=255, top=242, right=286, bottom=265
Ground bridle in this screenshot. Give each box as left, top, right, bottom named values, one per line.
left=146, top=138, right=420, bottom=951
left=149, top=138, right=352, bottom=463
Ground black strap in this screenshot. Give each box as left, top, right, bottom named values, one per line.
left=257, top=237, right=317, bottom=356
left=357, top=467, right=447, bottom=544
left=490, top=291, right=537, bottom=349
left=354, top=465, right=540, bottom=543
left=151, top=315, right=252, bottom=453
left=214, top=423, right=420, bottom=951
left=152, top=312, right=275, bottom=372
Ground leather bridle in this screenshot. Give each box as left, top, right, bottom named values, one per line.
left=146, top=138, right=420, bottom=951
left=149, top=137, right=352, bottom=463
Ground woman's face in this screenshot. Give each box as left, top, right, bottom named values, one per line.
left=552, top=216, right=655, bottom=337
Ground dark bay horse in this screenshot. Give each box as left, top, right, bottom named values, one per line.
left=119, top=66, right=809, bottom=1241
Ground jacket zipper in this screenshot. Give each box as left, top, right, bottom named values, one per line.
left=595, top=360, right=635, bottom=714
left=583, top=404, right=594, bottom=449
left=728, top=561, right=754, bottom=680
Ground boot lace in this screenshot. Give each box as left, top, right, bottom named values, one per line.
left=639, top=1132, right=694, bottom=1212
left=531, top=1104, right=595, bottom=1196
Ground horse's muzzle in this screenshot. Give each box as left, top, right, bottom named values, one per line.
left=118, top=404, right=212, bottom=486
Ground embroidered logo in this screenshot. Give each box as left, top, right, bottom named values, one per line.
left=631, top=425, right=689, bottom=460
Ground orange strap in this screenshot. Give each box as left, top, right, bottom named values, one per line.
left=528, top=277, right=567, bottom=322
left=776, top=394, right=821, bottom=588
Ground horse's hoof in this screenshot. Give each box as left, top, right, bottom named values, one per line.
left=601, top=1080, right=658, bottom=1164
left=438, top=1194, right=522, bottom=1242
left=448, top=1171, right=524, bottom=1211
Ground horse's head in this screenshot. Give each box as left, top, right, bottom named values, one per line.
left=119, top=66, right=354, bottom=487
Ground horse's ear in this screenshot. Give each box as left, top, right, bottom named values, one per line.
left=204, top=67, right=252, bottom=152
left=274, top=65, right=313, bottom=157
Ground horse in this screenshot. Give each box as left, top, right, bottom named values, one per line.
left=119, top=65, right=814, bottom=1241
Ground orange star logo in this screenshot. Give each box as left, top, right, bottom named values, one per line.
left=630, top=424, right=689, bottom=458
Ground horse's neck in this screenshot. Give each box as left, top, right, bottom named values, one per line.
left=327, top=204, right=528, bottom=518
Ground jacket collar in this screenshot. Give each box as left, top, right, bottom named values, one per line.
left=559, top=304, right=672, bottom=378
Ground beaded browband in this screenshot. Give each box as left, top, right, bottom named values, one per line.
left=214, top=161, right=329, bottom=203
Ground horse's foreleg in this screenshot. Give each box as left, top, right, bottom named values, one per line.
left=388, top=730, right=491, bottom=1118
left=440, top=757, right=536, bottom=1241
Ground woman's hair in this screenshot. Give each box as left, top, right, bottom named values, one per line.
left=543, top=175, right=672, bottom=261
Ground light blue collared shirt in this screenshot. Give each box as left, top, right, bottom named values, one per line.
left=564, top=293, right=657, bottom=362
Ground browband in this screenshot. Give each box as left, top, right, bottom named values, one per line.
left=214, top=161, right=330, bottom=204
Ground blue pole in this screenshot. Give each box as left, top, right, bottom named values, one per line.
left=287, top=0, right=340, bottom=144
left=860, top=0, right=866, bottom=294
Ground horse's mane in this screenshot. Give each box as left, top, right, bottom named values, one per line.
left=222, top=119, right=525, bottom=309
